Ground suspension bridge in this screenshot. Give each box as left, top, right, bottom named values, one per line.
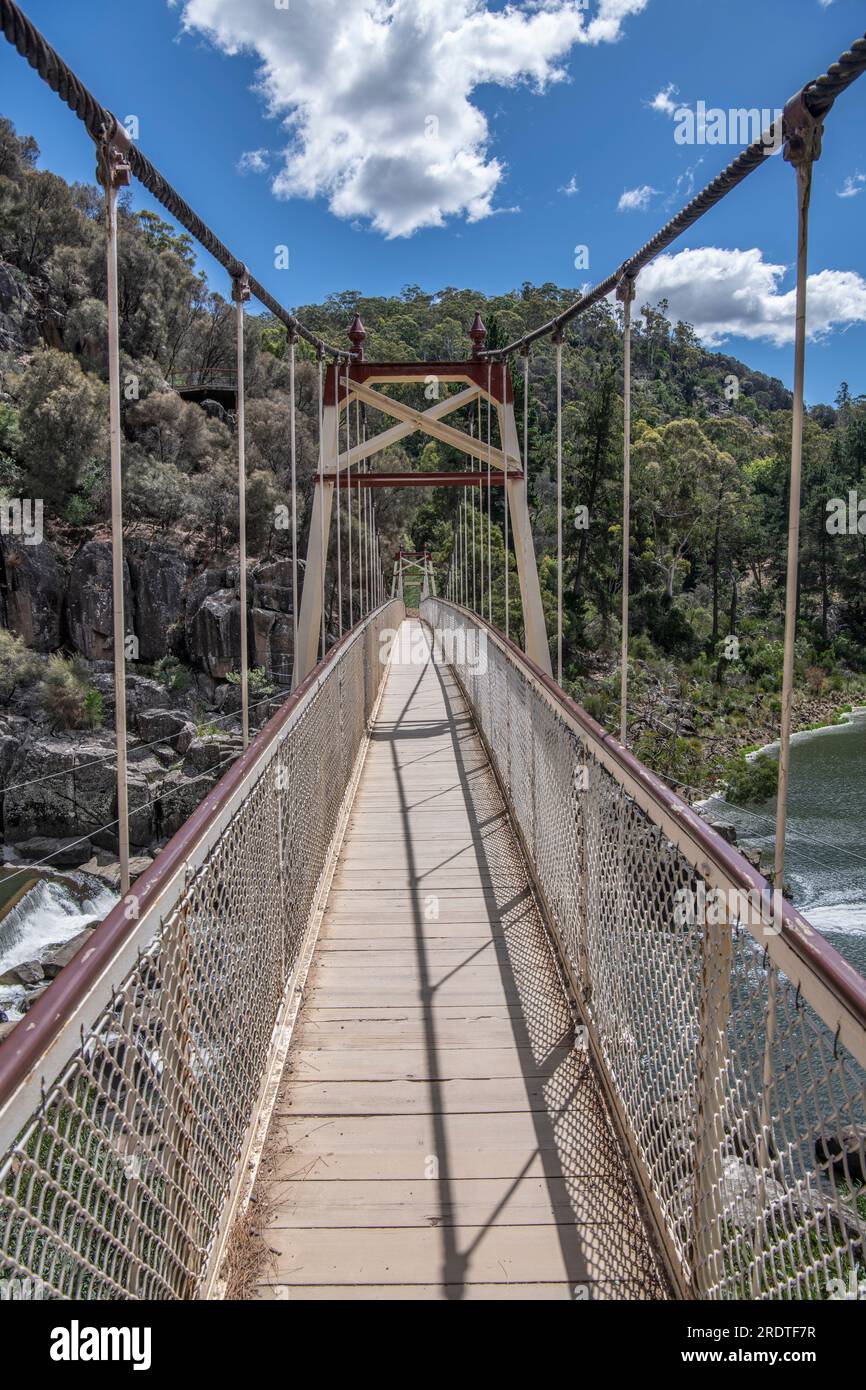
left=0, top=0, right=865, bottom=1301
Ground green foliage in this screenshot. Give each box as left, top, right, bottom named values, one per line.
left=0, top=628, right=41, bottom=698
left=39, top=655, right=98, bottom=731
left=722, top=752, right=778, bottom=806
left=226, top=666, right=274, bottom=698
left=83, top=686, right=103, bottom=731
left=153, top=654, right=193, bottom=696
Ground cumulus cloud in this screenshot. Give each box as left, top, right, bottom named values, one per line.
left=237, top=149, right=270, bottom=175
left=559, top=175, right=580, bottom=196
left=634, top=246, right=866, bottom=348
left=838, top=172, right=866, bottom=199
left=646, top=82, right=679, bottom=116
left=177, top=0, right=649, bottom=237
left=618, top=183, right=658, bottom=211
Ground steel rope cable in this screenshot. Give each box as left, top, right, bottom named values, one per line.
left=0, top=0, right=346, bottom=359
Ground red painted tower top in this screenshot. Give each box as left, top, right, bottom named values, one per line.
left=469, top=311, right=486, bottom=359
left=348, top=311, right=367, bottom=359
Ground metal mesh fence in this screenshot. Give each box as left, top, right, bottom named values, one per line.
left=423, top=597, right=866, bottom=1300
left=0, top=602, right=402, bottom=1300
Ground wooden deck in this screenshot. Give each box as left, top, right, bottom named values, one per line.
left=250, top=619, right=664, bottom=1300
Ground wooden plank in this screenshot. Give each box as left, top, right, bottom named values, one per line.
left=286, top=1045, right=572, bottom=1081
left=262, top=1177, right=629, bottom=1228
left=245, top=618, right=663, bottom=1301
left=273, top=1076, right=571, bottom=1116
left=258, top=1224, right=617, bottom=1285
left=266, top=1110, right=617, bottom=1181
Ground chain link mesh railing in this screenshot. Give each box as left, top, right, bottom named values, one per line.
left=422, top=597, right=866, bottom=1300
left=0, top=601, right=402, bottom=1300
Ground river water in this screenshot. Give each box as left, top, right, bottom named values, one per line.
left=707, top=710, right=866, bottom=981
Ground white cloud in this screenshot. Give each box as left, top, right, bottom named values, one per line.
left=559, top=175, right=580, bottom=196
left=838, top=172, right=866, bottom=199
left=618, top=183, right=658, bottom=211
left=237, top=148, right=270, bottom=175
left=177, top=0, right=650, bottom=237
left=634, top=246, right=866, bottom=348
left=646, top=82, right=679, bottom=116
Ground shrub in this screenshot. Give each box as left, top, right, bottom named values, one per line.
left=153, top=654, right=193, bottom=695
left=722, top=752, right=778, bottom=806
left=39, top=654, right=97, bottom=730
left=0, top=628, right=41, bottom=698
left=226, top=665, right=274, bottom=699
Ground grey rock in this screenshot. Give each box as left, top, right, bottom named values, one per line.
left=135, top=708, right=193, bottom=749
left=0, top=259, right=39, bottom=353
left=12, top=835, right=93, bottom=868
left=66, top=540, right=134, bottom=660
left=183, top=736, right=228, bottom=774
left=128, top=544, right=188, bottom=662
left=815, top=1126, right=866, bottom=1186
left=709, top=821, right=738, bottom=846
left=252, top=559, right=294, bottom=615
left=0, top=959, right=44, bottom=986
left=0, top=538, right=65, bottom=651
left=187, top=588, right=241, bottom=679
left=43, top=927, right=97, bottom=978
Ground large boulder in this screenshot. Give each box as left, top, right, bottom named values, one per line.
left=128, top=544, right=188, bottom=662
left=66, top=540, right=134, bottom=660
left=135, top=708, right=195, bottom=751
left=0, top=538, right=65, bottom=651
left=252, top=559, right=294, bottom=614
left=187, top=588, right=241, bottom=679
left=2, top=735, right=154, bottom=848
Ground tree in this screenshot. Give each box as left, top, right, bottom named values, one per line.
left=15, top=350, right=108, bottom=513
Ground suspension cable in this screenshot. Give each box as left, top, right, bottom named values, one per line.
left=345, top=361, right=353, bottom=626
left=471, top=483, right=477, bottom=611
left=474, top=31, right=866, bottom=361
left=233, top=273, right=250, bottom=749
left=522, top=345, right=530, bottom=650
left=554, top=331, right=564, bottom=686
left=618, top=276, right=636, bottom=746
left=486, top=364, right=492, bottom=623
left=289, top=331, right=298, bottom=658
left=502, top=360, right=509, bottom=641
left=317, top=349, right=326, bottom=661
left=0, top=0, right=346, bottom=360
left=334, top=363, right=342, bottom=638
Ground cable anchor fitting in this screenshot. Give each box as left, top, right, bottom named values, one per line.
left=782, top=88, right=825, bottom=169
left=231, top=268, right=252, bottom=304
left=616, top=271, right=637, bottom=306
left=95, top=115, right=132, bottom=191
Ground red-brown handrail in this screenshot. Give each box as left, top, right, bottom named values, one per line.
left=425, top=598, right=866, bottom=1039
left=0, top=609, right=389, bottom=1110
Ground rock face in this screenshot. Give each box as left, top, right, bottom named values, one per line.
left=0, top=259, right=40, bottom=353
left=66, top=540, right=134, bottom=660
left=2, top=735, right=155, bottom=849
left=0, top=538, right=65, bottom=651
left=188, top=588, right=241, bottom=679
left=128, top=544, right=188, bottom=662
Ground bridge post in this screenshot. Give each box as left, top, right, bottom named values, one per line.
left=294, top=388, right=339, bottom=686
left=498, top=387, right=552, bottom=675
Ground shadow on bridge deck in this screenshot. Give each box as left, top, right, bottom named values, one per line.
left=249, top=619, right=665, bottom=1300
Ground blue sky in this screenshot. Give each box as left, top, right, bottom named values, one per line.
left=2, top=0, right=865, bottom=404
